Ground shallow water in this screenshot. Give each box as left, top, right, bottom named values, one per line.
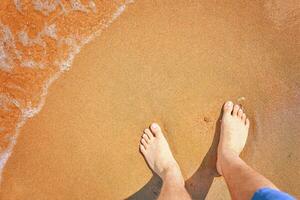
left=0, top=0, right=132, bottom=180
left=0, top=0, right=299, bottom=199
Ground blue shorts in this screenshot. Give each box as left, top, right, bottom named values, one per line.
left=252, top=188, right=295, bottom=200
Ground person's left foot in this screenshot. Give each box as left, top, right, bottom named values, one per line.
left=139, top=123, right=183, bottom=183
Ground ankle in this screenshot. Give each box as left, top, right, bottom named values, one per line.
left=161, top=164, right=184, bottom=186
left=217, top=149, right=241, bottom=174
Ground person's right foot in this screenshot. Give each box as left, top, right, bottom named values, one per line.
left=217, top=101, right=250, bottom=175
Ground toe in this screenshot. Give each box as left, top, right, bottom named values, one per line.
left=150, top=123, right=162, bottom=137
left=245, top=118, right=250, bottom=128
left=139, top=144, right=146, bottom=154
left=232, top=104, right=240, bottom=116
left=141, top=138, right=148, bottom=148
left=238, top=109, right=243, bottom=119
left=142, top=133, right=150, bottom=143
left=242, top=113, right=246, bottom=122
left=144, top=128, right=154, bottom=140
left=223, top=101, right=234, bottom=114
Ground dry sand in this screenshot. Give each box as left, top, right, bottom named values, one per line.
left=1, top=0, right=299, bottom=199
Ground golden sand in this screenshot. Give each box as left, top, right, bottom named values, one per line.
left=0, top=0, right=299, bottom=199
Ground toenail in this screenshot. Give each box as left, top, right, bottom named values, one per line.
left=225, top=101, right=233, bottom=108
left=151, top=123, right=158, bottom=129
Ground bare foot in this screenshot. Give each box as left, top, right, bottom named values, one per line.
left=217, top=101, right=250, bottom=175
left=139, top=123, right=184, bottom=184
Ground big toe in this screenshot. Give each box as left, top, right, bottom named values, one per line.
left=223, top=101, right=234, bottom=114
left=150, top=123, right=163, bottom=137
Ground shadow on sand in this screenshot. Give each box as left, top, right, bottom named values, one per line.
left=126, top=111, right=222, bottom=200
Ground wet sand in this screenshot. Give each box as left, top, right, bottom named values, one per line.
left=1, top=0, right=299, bottom=199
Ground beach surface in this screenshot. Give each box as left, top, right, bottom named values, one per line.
left=0, top=0, right=299, bottom=199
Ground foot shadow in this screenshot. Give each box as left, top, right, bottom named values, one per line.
left=185, top=112, right=222, bottom=200
left=126, top=111, right=222, bottom=200
left=125, top=174, right=162, bottom=200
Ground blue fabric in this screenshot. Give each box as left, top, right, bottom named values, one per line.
left=252, top=188, right=295, bottom=200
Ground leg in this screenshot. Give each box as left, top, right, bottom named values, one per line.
left=217, top=101, right=278, bottom=200
left=139, top=123, right=191, bottom=200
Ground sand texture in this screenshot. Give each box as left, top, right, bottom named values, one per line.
left=0, top=0, right=299, bottom=199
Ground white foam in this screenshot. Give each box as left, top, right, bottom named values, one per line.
left=33, top=0, right=60, bottom=16
left=18, top=29, right=46, bottom=48
left=18, top=24, right=59, bottom=69
left=0, top=45, right=11, bottom=72
left=0, top=94, right=21, bottom=111
left=88, top=0, right=97, bottom=13
left=55, top=36, right=80, bottom=71
left=21, top=60, right=38, bottom=68
left=43, top=24, right=57, bottom=39
left=0, top=23, right=15, bottom=71
left=70, top=0, right=89, bottom=13
left=18, top=31, right=30, bottom=46
left=13, top=0, right=22, bottom=12
left=32, top=0, right=99, bottom=16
